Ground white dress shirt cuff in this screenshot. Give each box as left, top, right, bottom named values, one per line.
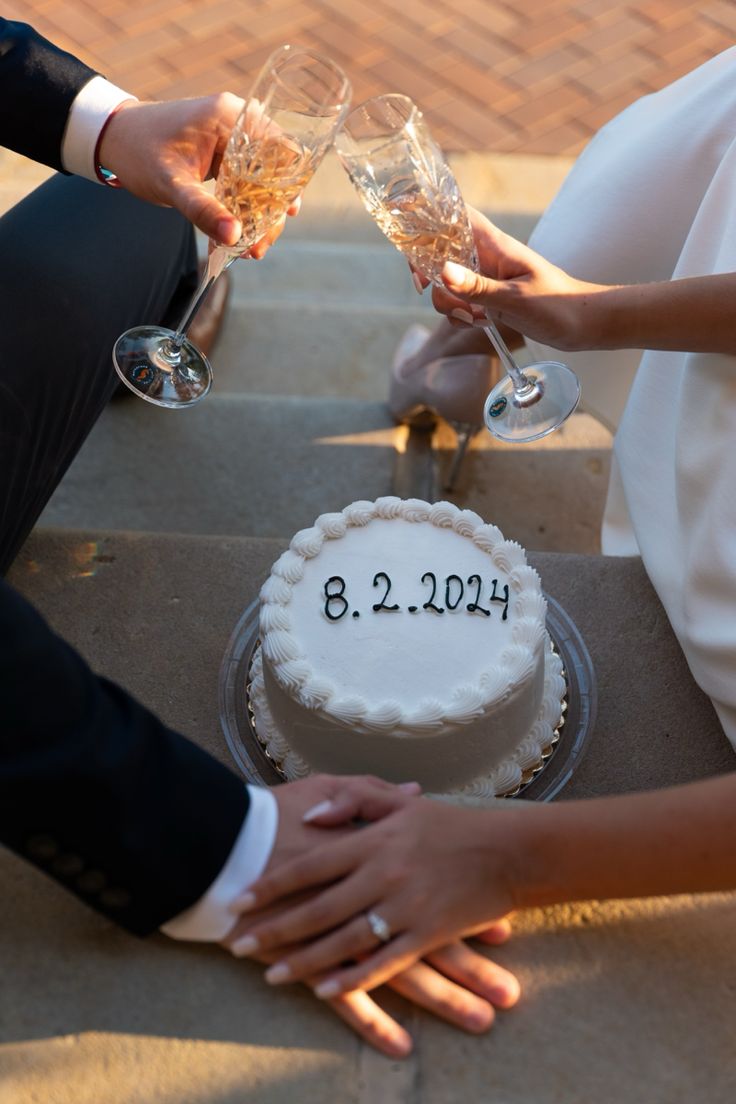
left=61, top=75, right=137, bottom=182
left=160, top=784, right=279, bottom=942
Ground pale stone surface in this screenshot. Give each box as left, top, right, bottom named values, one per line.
left=434, top=414, right=613, bottom=553
left=3, top=529, right=735, bottom=1103
left=38, top=396, right=402, bottom=538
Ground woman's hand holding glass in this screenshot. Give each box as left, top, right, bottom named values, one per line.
left=433, top=207, right=613, bottom=352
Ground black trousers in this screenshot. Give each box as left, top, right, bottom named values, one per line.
left=0, top=173, right=198, bottom=574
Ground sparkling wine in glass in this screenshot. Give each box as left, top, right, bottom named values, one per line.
left=113, top=45, right=351, bottom=408
left=335, top=94, right=581, bottom=443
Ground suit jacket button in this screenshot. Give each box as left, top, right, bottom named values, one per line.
left=76, top=869, right=107, bottom=894
left=26, top=834, right=58, bottom=860
left=99, top=888, right=131, bottom=910
left=52, top=853, right=84, bottom=877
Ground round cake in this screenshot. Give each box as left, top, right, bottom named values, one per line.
left=253, top=497, right=563, bottom=794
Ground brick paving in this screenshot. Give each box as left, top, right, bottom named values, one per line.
left=5, top=0, right=735, bottom=154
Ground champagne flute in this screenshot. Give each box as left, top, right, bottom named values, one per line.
left=113, top=45, right=351, bottom=408
left=335, top=94, right=581, bottom=442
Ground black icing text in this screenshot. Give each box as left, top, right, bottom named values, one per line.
left=322, top=573, right=510, bottom=622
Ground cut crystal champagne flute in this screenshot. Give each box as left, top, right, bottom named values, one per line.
left=335, top=94, right=581, bottom=442
left=113, top=45, right=351, bottom=408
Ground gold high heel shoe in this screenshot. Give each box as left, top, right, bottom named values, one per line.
left=390, top=325, right=501, bottom=490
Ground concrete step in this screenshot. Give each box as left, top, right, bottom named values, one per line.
left=211, top=297, right=433, bottom=400
left=38, top=394, right=413, bottom=540
left=433, top=413, right=612, bottom=554
left=38, top=387, right=610, bottom=553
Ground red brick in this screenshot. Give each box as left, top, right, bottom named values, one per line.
left=702, top=1, right=736, bottom=34
left=442, top=25, right=518, bottom=69
left=436, top=59, right=524, bottom=114
left=108, top=0, right=195, bottom=36
left=634, top=0, right=706, bottom=22
left=11, top=0, right=733, bottom=159
left=507, top=10, right=583, bottom=55
left=572, top=12, right=653, bottom=56
left=504, top=80, right=592, bottom=135
left=500, top=45, right=590, bottom=90
left=426, top=95, right=518, bottom=151
left=461, top=0, right=522, bottom=37
left=573, top=83, right=650, bottom=131
left=643, top=19, right=714, bottom=58
left=376, top=0, right=452, bottom=34
left=585, top=43, right=658, bottom=82
left=368, top=22, right=451, bottom=68
left=519, top=118, right=591, bottom=155
left=307, top=24, right=386, bottom=68
left=313, top=0, right=388, bottom=34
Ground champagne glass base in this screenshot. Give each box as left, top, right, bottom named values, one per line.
left=483, top=360, right=581, bottom=443
left=113, top=325, right=212, bottom=409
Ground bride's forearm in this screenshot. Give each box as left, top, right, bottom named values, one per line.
left=587, top=274, right=736, bottom=354
left=507, top=772, right=736, bottom=909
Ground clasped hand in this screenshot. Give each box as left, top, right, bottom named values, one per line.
left=221, top=775, right=521, bottom=1055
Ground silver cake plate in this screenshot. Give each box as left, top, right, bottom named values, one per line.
left=219, top=594, right=597, bottom=803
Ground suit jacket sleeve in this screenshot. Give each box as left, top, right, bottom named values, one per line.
left=0, top=18, right=98, bottom=170
left=0, top=577, right=250, bottom=936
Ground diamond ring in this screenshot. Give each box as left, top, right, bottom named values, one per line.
left=366, top=909, right=392, bottom=943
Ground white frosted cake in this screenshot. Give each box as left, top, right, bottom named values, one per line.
left=252, top=497, right=564, bottom=795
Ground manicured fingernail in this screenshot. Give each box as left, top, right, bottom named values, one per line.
left=398, top=781, right=421, bottom=793
left=451, top=308, right=474, bottom=326
left=314, top=978, right=341, bottom=999
left=303, top=799, right=334, bottom=823
left=265, top=962, right=291, bottom=985
left=231, top=934, right=259, bottom=957
left=412, top=271, right=424, bottom=294
left=217, top=218, right=239, bottom=244
left=443, top=261, right=467, bottom=285
left=230, top=891, right=256, bottom=913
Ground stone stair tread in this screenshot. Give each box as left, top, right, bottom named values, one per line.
left=227, top=239, right=434, bottom=308
left=210, top=300, right=432, bottom=399
left=39, top=394, right=406, bottom=539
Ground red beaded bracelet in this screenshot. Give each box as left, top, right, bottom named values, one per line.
left=93, top=100, right=129, bottom=187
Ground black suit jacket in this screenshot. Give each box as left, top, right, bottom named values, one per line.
left=0, top=21, right=250, bottom=935
left=0, top=17, right=96, bottom=170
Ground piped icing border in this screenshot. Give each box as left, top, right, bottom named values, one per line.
left=247, top=639, right=567, bottom=797
left=258, top=497, right=546, bottom=736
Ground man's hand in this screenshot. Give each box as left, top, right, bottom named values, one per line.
left=225, top=781, right=522, bottom=997
left=219, top=775, right=519, bottom=1056
left=223, top=900, right=519, bottom=1059
left=97, top=95, right=253, bottom=248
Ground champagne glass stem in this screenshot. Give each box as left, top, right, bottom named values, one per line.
left=163, top=246, right=235, bottom=360
left=481, top=319, right=533, bottom=394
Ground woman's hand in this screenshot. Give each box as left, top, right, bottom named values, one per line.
left=226, top=782, right=525, bottom=998
left=432, top=206, right=610, bottom=352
